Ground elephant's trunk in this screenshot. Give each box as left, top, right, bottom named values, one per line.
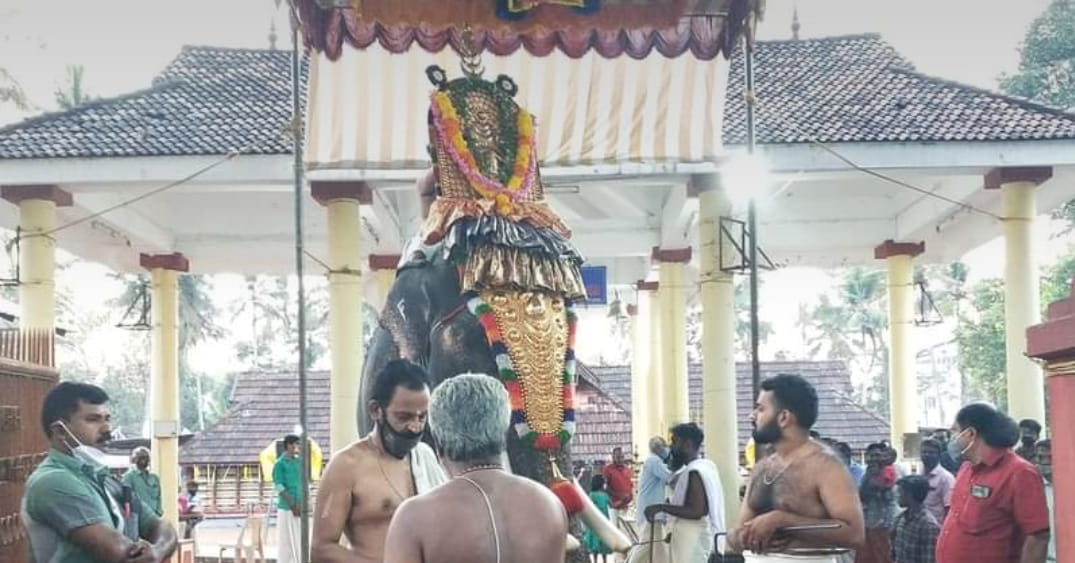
left=571, top=479, right=632, bottom=553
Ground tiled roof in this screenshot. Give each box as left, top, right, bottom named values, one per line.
left=181, top=359, right=886, bottom=466
left=586, top=360, right=890, bottom=452
left=723, top=33, right=1075, bottom=145
left=0, top=46, right=303, bottom=159
left=180, top=369, right=329, bottom=465
left=4, top=35, right=1075, bottom=160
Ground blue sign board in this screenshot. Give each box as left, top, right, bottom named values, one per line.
left=581, top=266, right=607, bottom=304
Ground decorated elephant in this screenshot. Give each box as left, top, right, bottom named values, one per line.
left=358, top=59, right=630, bottom=559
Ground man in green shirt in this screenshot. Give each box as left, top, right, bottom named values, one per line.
left=21, top=381, right=177, bottom=563
left=122, top=447, right=162, bottom=516
left=273, top=434, right=303, bottom=563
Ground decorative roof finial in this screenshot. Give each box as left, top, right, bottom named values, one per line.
left=269, top=0, right=281, bottom=50
left=792, top=5, right=801, bottom=40
left=459, top=24, right=485, bottom=79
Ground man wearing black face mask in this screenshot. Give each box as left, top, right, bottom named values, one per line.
left=312, top=360, right=447, bottom=563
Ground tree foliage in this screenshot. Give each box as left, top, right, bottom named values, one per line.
left=54, top=65, right=94, bottom=110
left=800, top=268, right=889, bottom=415
left=999, top=0, right=1075, bottom=109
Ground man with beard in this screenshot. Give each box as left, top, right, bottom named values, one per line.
left=22, top=382, right=177, bottom=563
left=384, top=373, right=568, bottom=563
left=312, top=360, right=448, bottom=563
left=730, top=374, right=864, bottom=562
left=643, top=423, right=724, bottom=562
left=1015, top=419, right=1042, bottom=462
left=918, top=438, right=954, bottom=523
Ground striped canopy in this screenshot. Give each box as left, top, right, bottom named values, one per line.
left=305, top=43, right=729, bottom=173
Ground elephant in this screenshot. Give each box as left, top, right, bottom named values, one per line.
left=357, top=61, right=631, bottom=561
left=359, top=244, right=629, bottom=562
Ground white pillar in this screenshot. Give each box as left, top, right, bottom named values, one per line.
left=875, top=240, right=922, bottom=455
left=630, top=296, right=651, bottom=457
left=1002, top=182, right=1044, bottom=421
left=696, top=175, right=740, bottom=527
left=141, top=252, right=187, bottom=529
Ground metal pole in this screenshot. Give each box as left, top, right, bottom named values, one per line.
left=744, top=29, right=761, bottom=398
left=289, top=6, right=311, bottom=561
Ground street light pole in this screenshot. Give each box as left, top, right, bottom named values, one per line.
left=289, top=3, right=311, bottom=560
left=744, top=22, right=761, bottom=399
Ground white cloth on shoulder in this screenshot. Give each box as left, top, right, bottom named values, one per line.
left=669, top=458, right=725, bottom=537
left=411, top=442, right=449, bottom=493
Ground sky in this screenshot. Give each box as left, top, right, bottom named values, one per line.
left=2, top=0, right=1072, bottom=375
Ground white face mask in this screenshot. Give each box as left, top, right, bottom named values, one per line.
left=54, top=420, right=110, bottom=473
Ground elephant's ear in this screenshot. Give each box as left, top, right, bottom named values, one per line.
left=495, top=74, right=518, bottom=97
left=426, top=65, right=448, bottom=88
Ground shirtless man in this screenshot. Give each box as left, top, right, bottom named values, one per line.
left=385, top=373, right=568, bottom=563
left=729, top=374, right=865, bottom=559
left=312, top=360, right=448, bottom=563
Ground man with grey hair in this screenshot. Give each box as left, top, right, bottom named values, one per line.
left=631, top=436, right=673, bottom=562
left=385, top=373, right=569, bottom=563
left=122, top=446, right=162, bottom=516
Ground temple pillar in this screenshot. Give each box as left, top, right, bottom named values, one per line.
left=874, top=240, right=924, bottom=455
left=140, top=252, right=188, bottom=529
left=629, top=299, right=649, bottom=457
left=637, top=280, right=663, bottom=440
left=313, top=182, right=370, bottom=453
left=1026, top=277, right=1075, bottom=562
left=368, top=254, right=400, bottom=312
left=653, top=247, right=691, bottom=430
left=986, top=166, right=1052, bottom=422
left=694, top=174, right=740, bottom=526
left=1, top=185, right=73, bottom=330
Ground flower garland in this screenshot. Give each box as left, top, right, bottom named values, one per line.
left=431, top=90, right=538, bottom=216
left=466, top=293, right=577, bottom=451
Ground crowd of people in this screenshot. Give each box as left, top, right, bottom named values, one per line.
left=18, top=366, right=1057, bottom=563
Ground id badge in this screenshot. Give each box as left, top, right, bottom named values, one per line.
left=971, top=484, right=992, bottom=498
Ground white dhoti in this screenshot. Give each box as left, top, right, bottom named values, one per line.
left=668, top=518, right=713, bottom=563
left=276, top=509, right=302, bottom=563
left=741, top=551, right=845, bottom=563
left=625, top=521, right=670, bottom=563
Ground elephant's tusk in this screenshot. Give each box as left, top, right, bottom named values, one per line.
left=572, top=479, right=632, bottom=553
left=565, top=534, right=581, bottom=553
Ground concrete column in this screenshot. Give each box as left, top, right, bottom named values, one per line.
left=986, top=167, right=1052, bottom=421
left=140, top=252, right=188, bottom=529
left=0, top=185, right=73, bottom=330
left=874, top=240, right=924, bottom=455
left=1026, top=278, right=1074, bottom=562
left=629, top=298, right=650, bottom=457
left=654, top=247, right=691, bottom=430
left=638, top=281, right=663, bottom=440
left=313, top=182, right=370, bottom=454
left=368, top=255, right=400, bottom=312
left=694, top=174, right=740, bottom=527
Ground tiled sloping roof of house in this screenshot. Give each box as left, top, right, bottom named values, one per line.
left=180, top=369, right=328, bottom=465
left=723, top=33, right=1075, bottom=145
left=0, top=46, right=302, bottom=159
left=5, top=35, right=1075, bottom=159
left=585, top=361, right=890, bottom=451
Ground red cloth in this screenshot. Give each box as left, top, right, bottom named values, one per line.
left=937, top=449, right=1050, bottom=563
left=602, top=463, right=634, bottom=510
